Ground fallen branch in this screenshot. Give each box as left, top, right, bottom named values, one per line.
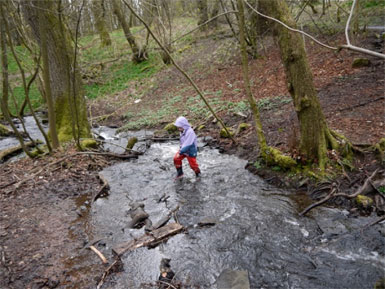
left=333, top=169, right=378, bottom=198
left=76, top=151, right=141, bottom=159
left=0, top=141, right=37, bottom=162
left=96, top=258, right=121, bottom=289
left=300, top=187, right=337, bottom=216
left=112, top=223, right=184, bottom=256
left=89, top=245, right=108, bottom=264
left=300, top=169, right=379, bottom=216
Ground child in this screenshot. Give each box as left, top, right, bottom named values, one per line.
left=173, top=116, right=201, bottom=179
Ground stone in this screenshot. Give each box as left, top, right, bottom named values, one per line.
left=352, top=58, right=371, bottom=68
left=355, top=194, right=373, bottom=208
left=216, top=269, right=250, bottom=289
left=126, top=137, right=138, bottom=150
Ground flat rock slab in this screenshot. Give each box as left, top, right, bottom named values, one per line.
left=216, top=269, right=250, bottom=289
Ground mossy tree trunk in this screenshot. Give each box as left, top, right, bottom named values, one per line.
left=260, top=0, right=341, bottom=170
left=112, top=0, right=147, bottom=63
left=236, top=0, right=295, bottom=168
left=22, top=0, right=90, bottom=144
left=197, top=0, right=209, bottom=31
left=91, top=0, right=112, bottom=47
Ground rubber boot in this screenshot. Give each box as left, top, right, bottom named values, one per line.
left=175, top=167, right=184, bottom=180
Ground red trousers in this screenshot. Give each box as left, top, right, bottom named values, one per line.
left=174, top=152, right=200, bottom=174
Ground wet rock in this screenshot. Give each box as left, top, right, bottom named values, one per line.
left=198, top=217, right=218, bottom=227
left=316, top=217, right=347, bottom=236
left=216, top=269, right=250, bottom=289
left=158, top=258, right=175, bottom=289
left=127, top=202, right=149, bottom=229
left=75, top=205, right=87, bottom=217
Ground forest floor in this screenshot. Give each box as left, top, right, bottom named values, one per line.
left=0, top=32, right=384, bottom=289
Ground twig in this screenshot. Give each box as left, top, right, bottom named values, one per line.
left=333, top=169, right=378, bottom=198
left=300, top=187, right=337, bottom=216
left=96, top=258, right=120, bottom=289
left=158, top=280, right=177, bottom=289
left=243, top=0, right=385, bottom=59
left=364, top=215, right=385, bottom=228
left=89, top=245, right=108, bottom=264
left=92, top=173, right=110, bottom=203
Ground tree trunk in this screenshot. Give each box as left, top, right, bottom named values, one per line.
left=21, top=0, right=90, bottom=143
left=209, top=0, right=220, bottom=29
left=197, top=0, right=209, bottom=30
left=112, top=0, right=146, bottom=63
left=91, top=0, right=112, bottom=47
left=260, top=0, right=337, bottom=170
left=237, top=0, right=295, bottom=168
left=0, top=3, right=33, bottom=158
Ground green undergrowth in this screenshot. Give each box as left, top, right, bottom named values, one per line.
left=119, top=89, right=253, bottom=131
left=84, top=54, right=162, bottom=99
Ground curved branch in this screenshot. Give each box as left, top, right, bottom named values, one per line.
left=243, top=0, right=385, bottom=60
left=345, top=0, right=358, bottom=46
left=243, top=0, right=337, bottom=50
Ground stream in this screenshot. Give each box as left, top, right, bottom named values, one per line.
left=1, top=122, right=384, bottom=288
left=90, top=128, right=384, bottom=289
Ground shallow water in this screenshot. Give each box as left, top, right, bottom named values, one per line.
left=2, top=122, right=384, bottom=288
left=90, top=132, right=385, bottom=289
left=0, top=116, right=48, bottom=153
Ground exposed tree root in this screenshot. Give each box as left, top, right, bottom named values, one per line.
left=300, top=169, right=379, bottom=216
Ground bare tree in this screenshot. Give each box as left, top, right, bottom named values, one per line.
left=236, top=0, right=295, bottom=168
left=112, top=0, right=147, bottom=63
left=91, top=0, right=112, bottom=47
left=258, top=0, right=348, bottom=170
left=21, top=0, right=91, bottom=143
left=197, top=0, right=209, bottom=30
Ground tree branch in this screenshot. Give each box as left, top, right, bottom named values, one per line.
left=243, top=0, right=385, bottom=60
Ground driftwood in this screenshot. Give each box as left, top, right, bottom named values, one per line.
left=89, top=245, right=108, bottom=264
left=112, top=223, right=184, bottom=256
left=300, top=169, right=379, bottom=216
left=76, top=151, right=141, bottom=159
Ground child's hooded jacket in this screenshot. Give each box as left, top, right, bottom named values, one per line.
left=175, top=116, right=198, bottom=157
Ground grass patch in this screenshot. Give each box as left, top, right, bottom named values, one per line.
left=84, top=54, right=162, bottom=99
left=6, top=83, right=42, bottom=115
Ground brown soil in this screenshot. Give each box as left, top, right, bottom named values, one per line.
left=0, top=33, right=384, bottom=289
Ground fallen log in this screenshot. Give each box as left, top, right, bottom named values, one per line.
left=0, top=141, right=36, bottom=162
left=112, top=223, right=184, bottom=257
